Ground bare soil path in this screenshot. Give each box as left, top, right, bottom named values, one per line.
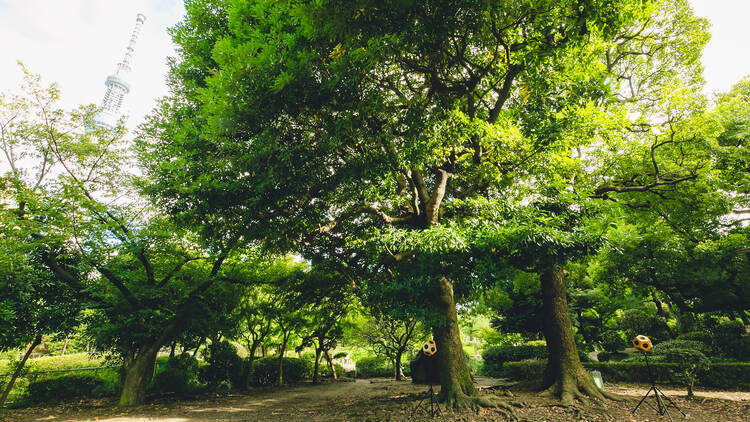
left=2, top=378, right=749, bottom=421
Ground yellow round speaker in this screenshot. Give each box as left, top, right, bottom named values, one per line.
left=422, top=340, right=437, bottom=356
left=632, top=335, right=653, bottom=352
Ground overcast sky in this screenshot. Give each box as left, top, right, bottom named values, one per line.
left=0, top=0, right=748, bottom=131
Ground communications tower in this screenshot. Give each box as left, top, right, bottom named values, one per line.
left=93, top=13, right=146, bottom=128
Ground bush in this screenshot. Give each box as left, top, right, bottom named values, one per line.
left=600, top=331, right=627, bottom=353
left=250, top=357, right=312, bottom=386
left=26, top=374, right=114, bottom=403
left=676, top=331, right=712, bottom=344
left=663, top=348, right=709, bottom=397
left=481, top=344, right=547, bottom=377
left=503, top=359, right=547, bottom=381
left=318, top=362, right=347, bottom=378
left=355, top=356, right=393, bottom=378
left=714, top=320, right=749, bottom=360
left=150, top=353, right=203, bottom=395
left=618, top=309, right=670, bottom=343
left=651, top=339, right=711, bottom=357
left=199, top=341, right=244, bottom=389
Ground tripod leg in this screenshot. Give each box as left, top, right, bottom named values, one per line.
left=654, top=388, right=674, bottom=422
left=632, top=386, right=655, bottom=414
left=429, top=392, right=446, bottom=422
left=657, top=387, right=687, bottom=418
left=408, top=395, right=428, bottom=421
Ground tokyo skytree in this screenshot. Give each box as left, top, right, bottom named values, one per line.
left=93, top=13, right=146, bottom=129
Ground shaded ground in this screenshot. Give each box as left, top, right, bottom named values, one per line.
left=2, top=377, right=749, bottom=421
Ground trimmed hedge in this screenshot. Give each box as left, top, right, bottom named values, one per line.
left=26, top=374, right=115, bottom=403
left=481, top=345, right=547, bottom=377
left=502, top=360, right=750, bottom=389
left=356, top=357, right=393, bottom=378
left=250, top=357, right=312, bottom=386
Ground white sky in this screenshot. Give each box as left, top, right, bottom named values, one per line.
left=0, top=0, right=185, bottom=130
left=0, top=0, right=748, bottom=131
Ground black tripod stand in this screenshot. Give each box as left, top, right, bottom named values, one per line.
left=408, top=384, right=446, bottom=421
left=632, top=352, right=686, bottom=421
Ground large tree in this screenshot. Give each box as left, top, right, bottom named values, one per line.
left=141, top=0, right=709, bottom=407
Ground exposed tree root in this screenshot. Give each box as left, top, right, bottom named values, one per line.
left=439, top=390, right=518, bottom=420
left=541, top=368, right=625, bottom=407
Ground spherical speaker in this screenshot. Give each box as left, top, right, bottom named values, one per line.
left=632, top=335, right=653, bottom=352
left=422, top=340, right=437, bottom=356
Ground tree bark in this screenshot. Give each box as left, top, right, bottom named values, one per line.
left=244, top=340, right=260, bottom=389
left=324, top=349, right=336, bottom=380
left=61, top=332, right=70, bottom=356
left=394, top=349, right=405, bottom=381
left=540, top=266, right=617, bottom=405
left=312, top=347, right=322, bottom=384
left=0, top=334, right=42, bottom=408
left=278, top=336, right=288, bottom=386
left=119, top=345, right=159, bottom=406
left=432, top=277, right=477, bottom=407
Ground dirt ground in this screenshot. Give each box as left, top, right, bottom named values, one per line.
left=2, top=377, right=749, bottom=422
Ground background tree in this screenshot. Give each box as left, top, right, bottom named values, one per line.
left=354, top=309, right=426, bottom=381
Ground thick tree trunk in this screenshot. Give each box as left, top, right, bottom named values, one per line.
left=0, top=334, right=42, bottom=408
left=313, top=348, right=322, bottom=384
left=394, top=350, right=405, bottom=381
left=432, top=277, right=477, bottom=407
left=540, top=266, right=617, bottom=405
left=119, top=345, right=159, bottom=406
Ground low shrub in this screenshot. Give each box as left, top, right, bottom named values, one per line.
left=149, top=353, right=203, bottom=395
left=503, top=359, right=750, bottom=390
left=713, top=320, right=750, bottom=361
left=199, top=341, right=244, bottom=389
left=251, top=357, right=312, bottom=386
left=503, top=359, right=547, bottom=381
left=581, top=362, right=678, bottom=384
left=481, top=345, right=547, bottom=377
left=651, top=339, right=711, bottom=357
left=702, top=362, right=750, bottom=389
left=318, top=362, right=347, bottom=378
left=26, top=374, right=114, bottom=404
left=355, top=357, right=393, bottom=378
left=663, top=348, right=709, bottom=397
left=676, top=331, right=712, bottom=344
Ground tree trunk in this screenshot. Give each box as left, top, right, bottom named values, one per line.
left=244, top=341, right=260, bottom=389
left=119, top=345, right=159, bottom=406
left=540, top=266, right=617, bottom=405
left=278, top=337, right=288, bottom=386
left=324, top=350, right=336, bottom=380
left=169, top=342, right=176, bottom=358
left=0, top=334, right=42, bottom=408
left=61, top=332, right=71, bottom=356
left=394, top=349, right=405, bottom=381
left=432, top=277, right=477, bottom=407
left=192, top=338, right=204, bottom=357
left=313, top=347, right=322, bottom=384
